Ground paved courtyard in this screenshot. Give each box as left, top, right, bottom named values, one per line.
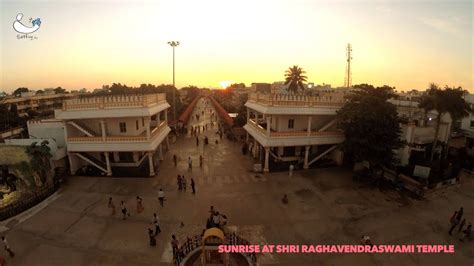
left=0, top=98, right=473, bottom=265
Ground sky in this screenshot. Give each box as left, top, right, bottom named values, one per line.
left=0, top=0, right=472, bottom=92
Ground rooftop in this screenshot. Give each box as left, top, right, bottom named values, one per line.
left=61, top=93, right=167, bottom=111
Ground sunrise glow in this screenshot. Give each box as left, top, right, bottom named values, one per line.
left=0, top=0, right=472, bottom=92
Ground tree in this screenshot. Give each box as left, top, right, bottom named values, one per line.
left=0, top=104, right=10, bottom=130
left=420, top=85, right=472, bottom=161
left=36, top=90, right=44, bottom=95
left=54, top=87, right=67, bottom=94
left=13, top=87, right=29, bottom=97
left=337, top=84, right=403, bottom=171
left=26, top=140, right=52, bottom=186
left=284, top=65, right=307, bottom=94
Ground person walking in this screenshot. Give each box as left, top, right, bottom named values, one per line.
left=148, top=228, right=156, bottom=246
left=199, top=155, right=203, bottom=168
left=282, top=194, right=289, bottom=204
left=136, top=196, right=144, bottom=213
left=1, top=237, right=14, bottom=258
left=108, top=197, right=116, bottom=216
left=188, top=157, right=193, bottom=170
left=177, top=175, right=182, bottom=191
left=171, top=235, right=180, bottom=260
left=449, top=211, right=459, bottom=235
left=173, top=154, right=177, bottom=167
left=153, top=213, right=161, bottom=236
left=458, top=218, right=466, bottom=233
left=191, top=178, right=195, bottom=194
left=459, top=223, right=471, bottom=242
left=182, top=175, right=187, bottom=191
left=158, top=189, right=165, bottom=207
left=120, top=201, right=130, bottom=220
left=456, top=207, right=464, bottom=221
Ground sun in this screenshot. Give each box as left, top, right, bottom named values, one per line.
left=219, top=80, right=231, bottom=89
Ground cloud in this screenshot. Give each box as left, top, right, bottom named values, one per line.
left=418, top=16, right=466, bottom=38
left=375, top=5, right=392, bottom=15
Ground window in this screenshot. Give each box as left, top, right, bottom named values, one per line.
left=470, top=120, right=474, bottom=127
left=136, top=120, right=139, bottom=130
left=119, top=122, right=127, bottom=133
left=288, top=119, right=294, bottom=129
left=142, top=117, right=144, bottom=127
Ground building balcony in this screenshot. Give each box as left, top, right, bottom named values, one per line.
left=246, top=92, right=345, bottom=115
left=66, top=121, right=170, bottom=152
left=55, top=93, right=170, bottom=119
left=244, top=119, right=344, bottom=147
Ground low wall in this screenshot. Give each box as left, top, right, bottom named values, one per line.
left=0, top=182, right=59, bottom=221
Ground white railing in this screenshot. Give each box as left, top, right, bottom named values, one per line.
left=247, top=120, right=343, bottom=138
left=62, top=93, right=166, bottom=110
left=248, top=92, right=345, bottom=107
left=68, top=121, right=168, bottom=143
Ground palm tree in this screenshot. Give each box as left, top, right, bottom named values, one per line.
left=284, top=65, right=307, bottom=94
left=419, top=84, right=471, bottom=162
left=442, top=86, right=471, bottom=159
left=419, top=84, right=446, bottom=162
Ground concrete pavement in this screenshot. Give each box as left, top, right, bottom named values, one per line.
left=0, top=98, right=473, bottom=265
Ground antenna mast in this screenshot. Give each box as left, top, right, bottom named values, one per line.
left=344, top=43, right=353, bottom=87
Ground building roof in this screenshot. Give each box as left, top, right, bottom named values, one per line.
left=178, top=95, right=202, bottom=124
left=208, top=96, right=234, bottom=127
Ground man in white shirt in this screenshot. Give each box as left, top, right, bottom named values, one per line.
left=158, top=189, right=165, bottom=207
left=212, top=212, right=221, bottom=227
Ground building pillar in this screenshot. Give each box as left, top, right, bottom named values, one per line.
left=158, top=144, right=164, bottom=161
left=165, top=135, right=170, bottom=150
left=253, top=139, right=258, bottom=158
left=100, top=119, right=106, bottom=141
left=68, top=152, right=76, bottom=174
left=133, top=152, right=139, bottom=162
left=264, top=147, right=270, bottom=172
left=304, top=146, right=310, bottom=169
left=145, top=117, right=151, bottom=140
left=105, top=152, right=112, bottom=176
left=164, top=110, right=168, bottom=122
left=307, top=116, right=312, bottom=136
left=156, top=112, right=161, bottom=126
left=266, top=116, right=271, bottom=137
left=246, top=108, right=250, bottom=142
left=148, top=152, right=155, bottom=176
left=113, top=152, right=119, bottom=162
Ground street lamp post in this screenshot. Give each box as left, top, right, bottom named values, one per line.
left=168, top=41, right=180, bottom=124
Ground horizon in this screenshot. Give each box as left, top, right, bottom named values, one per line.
left=1, top=0, right=472, bottom=93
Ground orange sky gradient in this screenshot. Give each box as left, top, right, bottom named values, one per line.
left=1, top=0, right=472, bottom=92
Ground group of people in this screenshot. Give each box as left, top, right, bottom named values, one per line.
left=449, top=207, right=471, bottom=242
left=107, top=194, right=167, bottom=247
left=206, top=206, right=227, bottom=229
left=147, top=212, right=162, bottom=246
left=177, top=174, right=196, bottom=194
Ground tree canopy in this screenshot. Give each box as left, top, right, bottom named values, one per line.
left=284, top=65, right=307, bottom=94
left=13, top=87, right=29, bottom=97
left=337, top=84, right=403, bottom=168
left=419, top=84, right=471, bottom=161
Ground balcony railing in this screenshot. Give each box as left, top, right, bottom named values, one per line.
left=68, top=121, right=168, bottom=143
left=248, top=92, right=345, bottom=107
left=247, top=119, right=343, bottom=138
left=62, top=93, right=167, bottom=111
